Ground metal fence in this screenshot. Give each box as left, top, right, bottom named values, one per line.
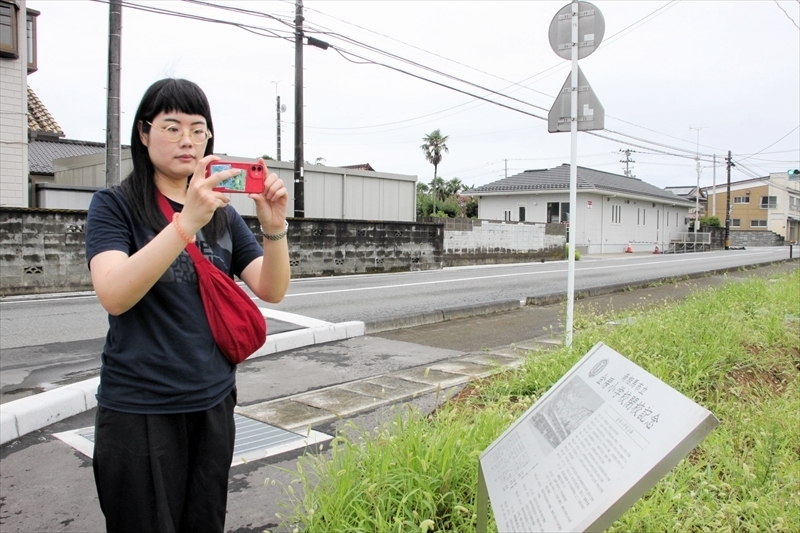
left=668, top=232, right=711, bottom=253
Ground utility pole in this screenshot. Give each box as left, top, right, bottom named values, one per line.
left=292, top=1, right=328, bottom=218
left=618, top=149, right=636, bottom=178
left=271, top=80, right=281, bottom=161
left=689, top=126, right=706, bottom=236
left=276, top=95, right=282, bottom=161
left=105, top=0, right=121, bottom=187
left=724, top=150, right=734, bottom=249
left=712, top=154, right=716, bottom=217
left=293, top=0, right=304, bottom=218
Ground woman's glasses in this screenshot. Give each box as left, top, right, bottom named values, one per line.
left=146, top=121, right=212, bottom=145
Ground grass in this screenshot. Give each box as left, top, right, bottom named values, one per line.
left=275, top=270, right=800, bottom=532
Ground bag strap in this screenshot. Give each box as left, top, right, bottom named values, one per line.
left=156, top=191, right=208, bottom=265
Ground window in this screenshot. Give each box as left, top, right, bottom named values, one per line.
left=546, top=202, right=570, bottom=224
left=760, top=196, right=777, bottom=209
left=790, top=196, right=800, bottom=212
left=0, top=1, right=18, bottom=59
left=733, top=196, right=750, bottom=204
left=750, top=220, right=767, bottom=228
left=731, top=219, right=741, bottom=227
left=26, top=10, right=36, bottom=72
left=611, top=205, right=621, bottom=224
left=518, top=206, right=526, bottom=222
left=0, top=4, right=36, bottom=71
left=666, top=210, right=669, bottom=227
left=503, top=210, right=512, bottom=222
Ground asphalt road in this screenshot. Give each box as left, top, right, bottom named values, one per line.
left=0, top=247, right=793, bottom=404
left=0, top=260, right=796, bottom=533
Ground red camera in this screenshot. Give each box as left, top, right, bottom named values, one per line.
left=205, top=161, right=265, bottom=194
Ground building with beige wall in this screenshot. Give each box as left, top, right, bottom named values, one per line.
left=703, top=171, right=800, bottom=244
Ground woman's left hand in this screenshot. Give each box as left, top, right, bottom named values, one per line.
left=250, top=158, right=289, bottom=233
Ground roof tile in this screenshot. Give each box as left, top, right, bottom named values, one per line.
left=468, top=164, right=687, bottom=203
left=27, top=86, right=64, bottom=136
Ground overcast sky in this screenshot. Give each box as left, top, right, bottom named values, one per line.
left=27, top=0, right=800, bottom=190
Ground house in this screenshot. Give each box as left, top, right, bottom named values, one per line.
left=463, top=164, right=694, bottom=254
left=664, top=184, right=706, bottom=224
left=0, top=0, right=38, bottom=207
left=703, top=171, right=800, bottom=244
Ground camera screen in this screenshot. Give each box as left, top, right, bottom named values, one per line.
left=210, top=164, right=247, bottom=191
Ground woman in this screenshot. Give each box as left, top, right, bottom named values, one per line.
left=85, top=78, right=290, bottom=533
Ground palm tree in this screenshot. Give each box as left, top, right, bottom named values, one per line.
left=445, top=177, right=463, bottom=197
left=420, top=129, right=449, bottom=213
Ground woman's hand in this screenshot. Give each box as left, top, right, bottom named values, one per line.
left=249, top=158, right=289, bottom=233
left=178, top=155, right=238, bottom=234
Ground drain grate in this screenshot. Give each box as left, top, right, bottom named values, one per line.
left=55, top=414, right=330, bottom=467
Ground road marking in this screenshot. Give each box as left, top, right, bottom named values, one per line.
left=282, top=250, right=786, bottom=298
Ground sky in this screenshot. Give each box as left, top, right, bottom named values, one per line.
left=26, top=0, right=800, bottom=191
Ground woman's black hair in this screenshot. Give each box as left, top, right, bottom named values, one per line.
left=120, top=78, right=227, bottom=246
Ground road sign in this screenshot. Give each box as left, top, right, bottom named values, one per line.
left=548, top=65, right=605, bottom=133
left=548, top=1, right=605, bottom=60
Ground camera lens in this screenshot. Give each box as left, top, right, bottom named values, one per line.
left=252, top=165, right=257, bottom=171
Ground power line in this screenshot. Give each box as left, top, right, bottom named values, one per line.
left=91, top=0, right=294, bottom=41
left=102, top=0, right=793, bottom=171
left=773, top=0, right=800, bottom=29
left=735, top=125, right=800, bottom=164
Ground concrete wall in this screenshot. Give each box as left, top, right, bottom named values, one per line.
left=0, top=210, right=573, bottom=295
left=0, top=208, right=443, bottom=295
left=0, top=0, right=28, bottom=207
left=0, top=208, right=90, bottom=295
left=428, top=218, right=566, bottom=265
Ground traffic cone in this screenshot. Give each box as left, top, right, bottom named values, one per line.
left=625, top=242, right=633, bottom=253
left=653, top=245, right=660, bottom=254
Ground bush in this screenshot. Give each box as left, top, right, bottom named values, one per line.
left=565, top=245, right=581, bottom=261
left=700, top=215, right=722, bottom=227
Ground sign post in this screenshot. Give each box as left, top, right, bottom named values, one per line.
left=547, top=1, right=605, bottom=347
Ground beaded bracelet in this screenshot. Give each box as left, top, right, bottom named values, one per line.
left=172, top=213, right=196, bottom=244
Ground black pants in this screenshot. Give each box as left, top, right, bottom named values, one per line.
left=92, top=390, right=236, bottom=533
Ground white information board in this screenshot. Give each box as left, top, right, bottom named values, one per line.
left=478, top=342, right=719, bottom=532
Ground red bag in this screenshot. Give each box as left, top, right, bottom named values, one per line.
left=158, top=193, right=266, bottom=364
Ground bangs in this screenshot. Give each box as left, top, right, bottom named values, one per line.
left=140, top=79, right=212, bottom=123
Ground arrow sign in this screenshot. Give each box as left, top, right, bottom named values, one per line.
left=548, top=65, right=605, bottom=133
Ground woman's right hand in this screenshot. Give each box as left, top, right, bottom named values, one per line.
left=177, top=155, right=238, bottom=234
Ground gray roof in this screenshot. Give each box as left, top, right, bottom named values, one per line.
left=468, top=164, right=690, bottom=204
left=28, top=138, right=107, bottom=174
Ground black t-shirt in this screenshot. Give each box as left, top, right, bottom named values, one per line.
left=85, top=187, right=263, bottom=414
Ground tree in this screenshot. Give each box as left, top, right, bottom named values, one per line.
left=445, top=177, right=463, bottom=197
left=420, top=129, right=449, bottom=213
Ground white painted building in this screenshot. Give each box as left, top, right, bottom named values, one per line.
left=0, top=0, right=38, bottom=207
left=464, top=164, right=694, bottom=254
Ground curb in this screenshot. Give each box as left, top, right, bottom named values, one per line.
left=3, top=258, right=795, bottom=445
left=525, top=259, right=797, bottom=306
left=0, top=322, right=365, bottom=445
left=364, top=299, right=522, bottom=334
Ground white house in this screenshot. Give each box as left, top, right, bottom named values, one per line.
left=463, top=164, right=694, bottom=254
left=0, top=0, right=39, bottom=207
